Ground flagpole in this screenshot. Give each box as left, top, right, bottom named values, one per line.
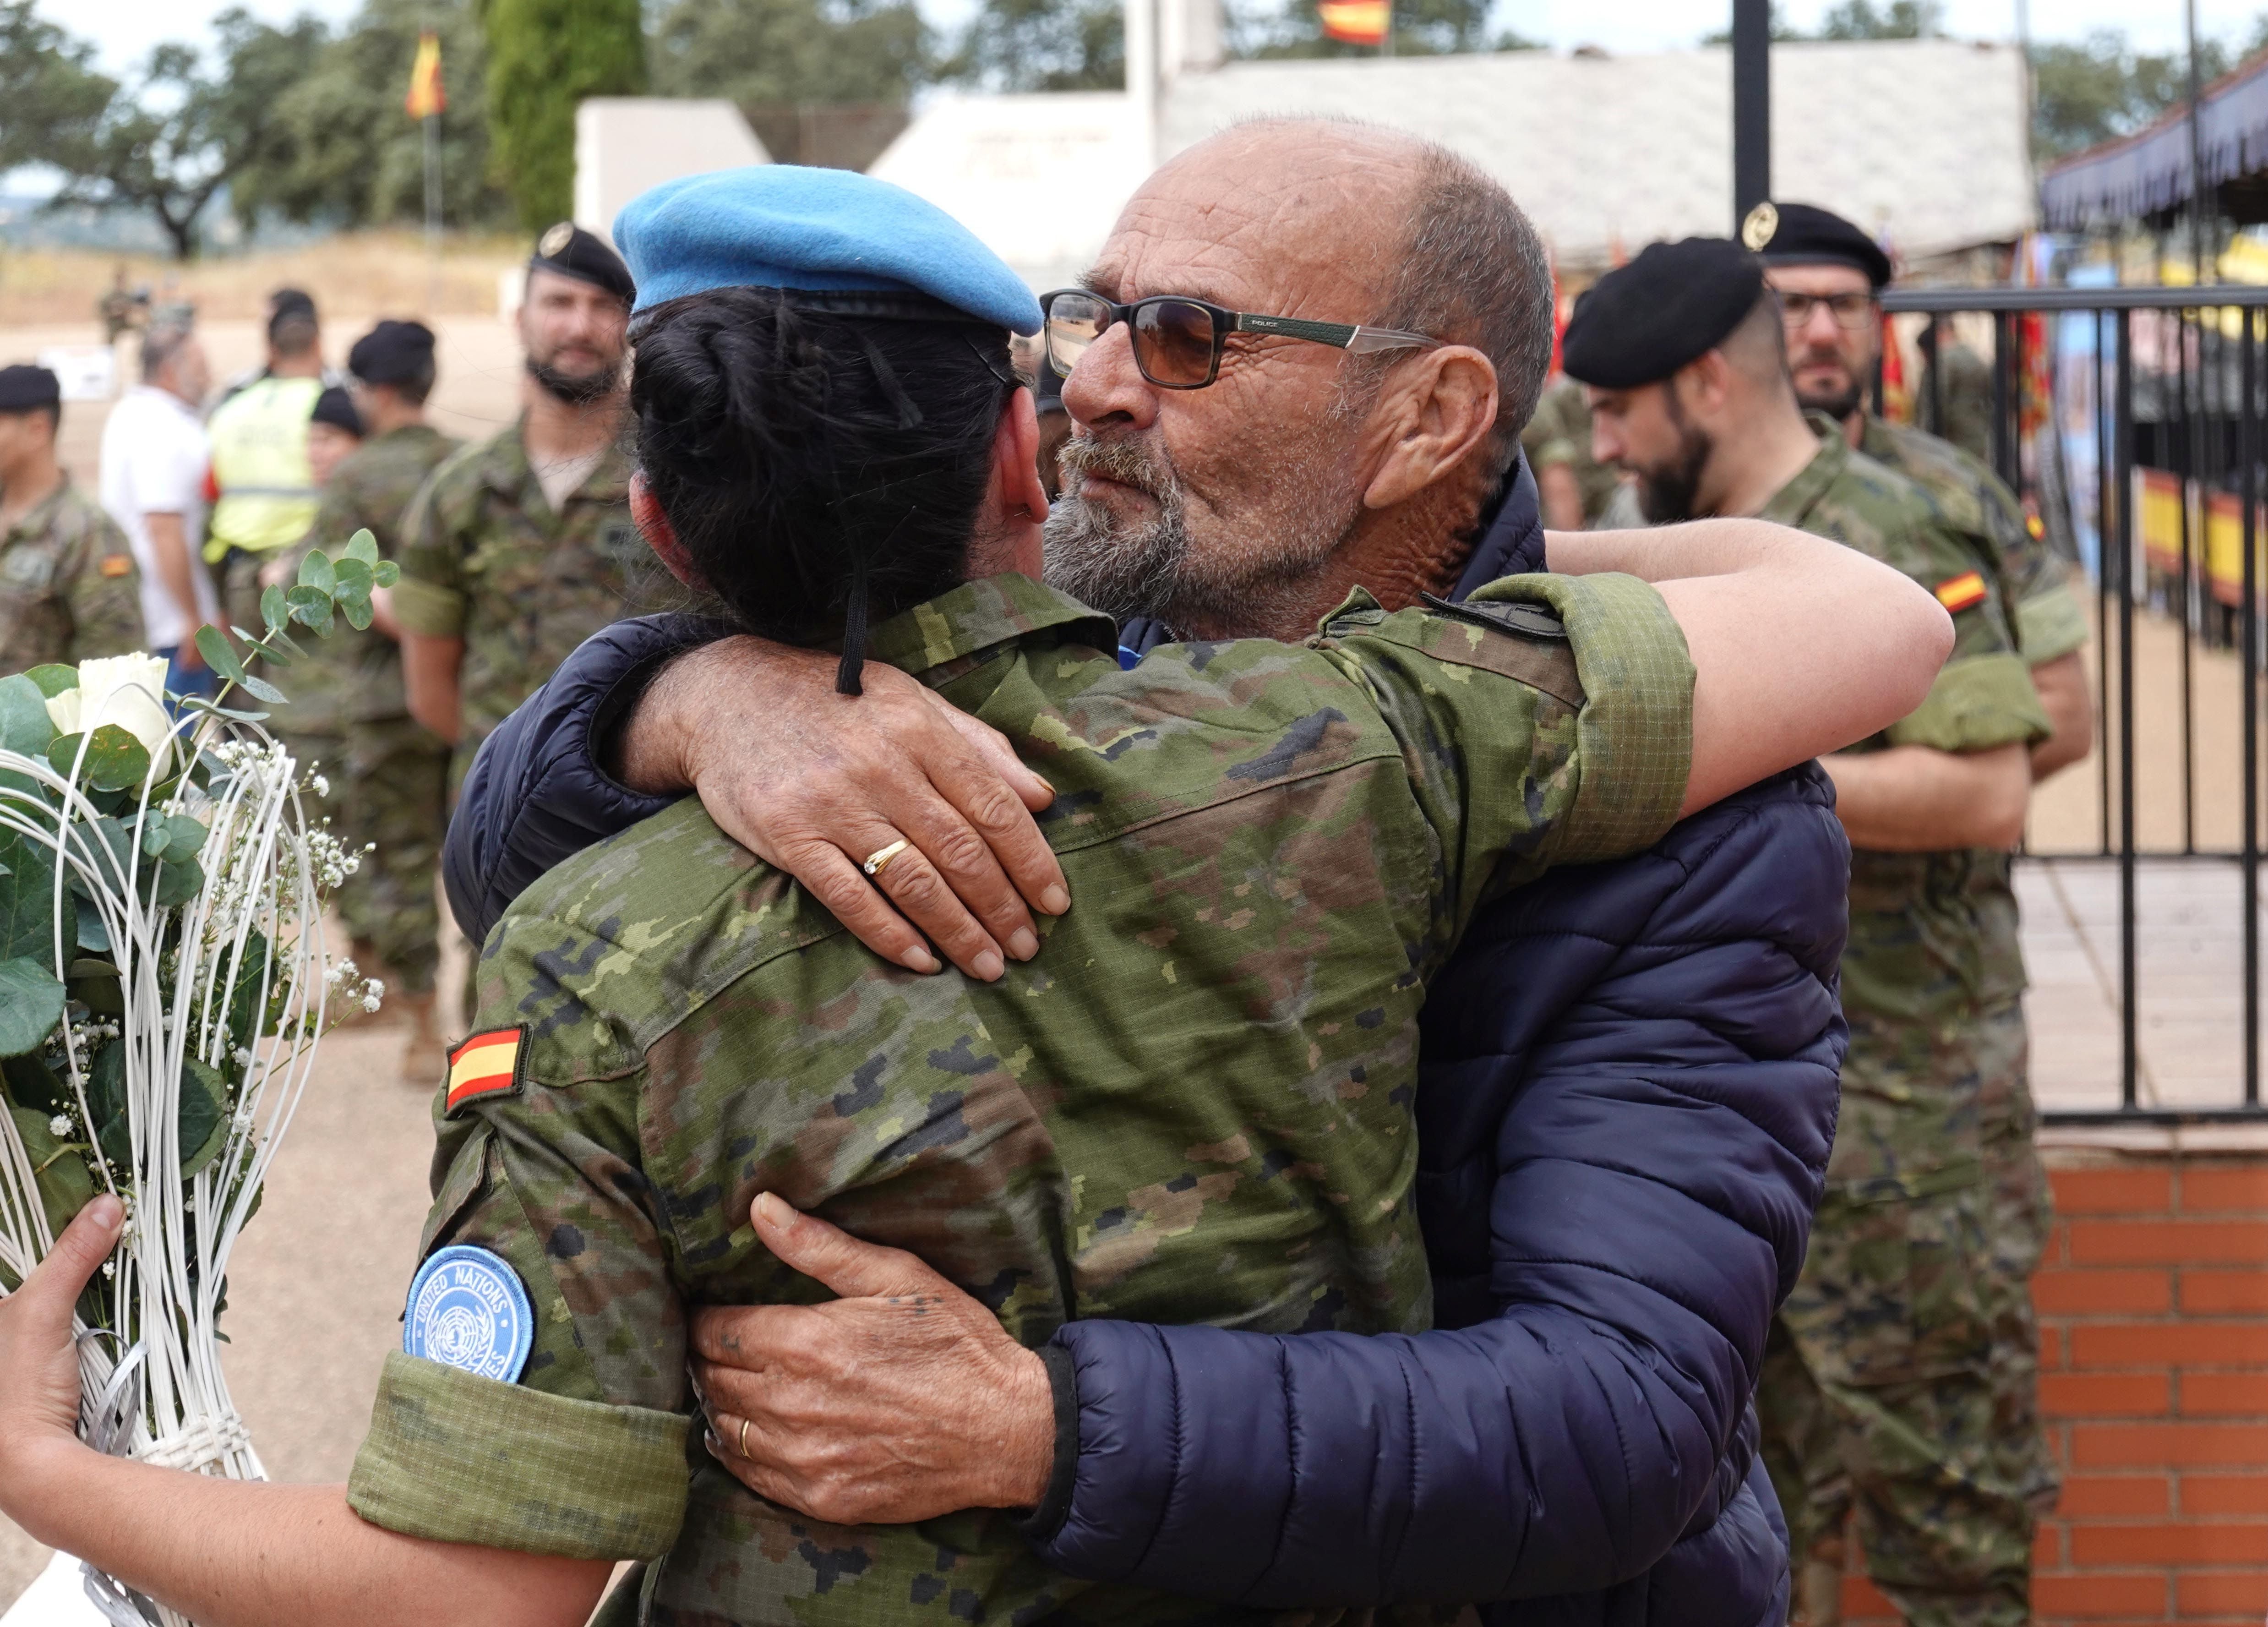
left=423, top=112, right=441, bottom=315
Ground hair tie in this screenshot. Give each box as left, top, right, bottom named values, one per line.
left=836, top=553, right=872, bottom=696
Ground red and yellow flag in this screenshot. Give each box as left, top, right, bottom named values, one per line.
left=405, top=31, right=446, bottom=121
left=1318, top=0, right=1389, bottom=44
left=445, top=1026, right=523, bottom=1115
left=1933, top=571, right=1987, bottom=614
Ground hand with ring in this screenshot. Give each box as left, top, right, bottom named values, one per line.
left=610, top=637, right=1071, bottom=982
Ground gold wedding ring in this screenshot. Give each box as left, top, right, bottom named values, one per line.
left=739, top=1416, right=751, bottom=1458
left=861, top=838, right=910, bottom=879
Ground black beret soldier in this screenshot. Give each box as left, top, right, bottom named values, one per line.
left=1559, top=236, right=1765, bottom=391
left=1743, top=199, right=1893, bottom=288
left=0, top=364, right=143, bottom=674
left=348, top=319, right=437, bottom=388
left=529, top=221, right=635, bottom=307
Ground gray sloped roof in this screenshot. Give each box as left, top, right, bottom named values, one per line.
left=1162, top=39, right=2037, bottom=269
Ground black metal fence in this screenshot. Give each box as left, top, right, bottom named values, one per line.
left=1879, top=284, right=2268, bottom=1125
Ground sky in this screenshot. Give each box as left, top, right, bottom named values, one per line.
left=44, top=0, right=2268, bottom=77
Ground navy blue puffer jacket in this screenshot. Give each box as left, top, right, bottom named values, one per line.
left=445, top=455, right=1847, bottom=1626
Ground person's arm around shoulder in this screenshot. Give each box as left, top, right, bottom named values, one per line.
left=391, top=469, right=468, bottom=744
left=1547, top=516, right=1954, bottom=814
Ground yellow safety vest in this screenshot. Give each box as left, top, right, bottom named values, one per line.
left=203, top=376, right=323, bottom=561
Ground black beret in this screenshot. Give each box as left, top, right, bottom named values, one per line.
left=269, top=287, right=316, bottom=320
left=1560, top=238, right=1767, bottom=390
left=1743, top=201, right=1892, bottom=288
left=529, top=221, right=635, bottom=306
left=311, top=385, right=363, bottom=437
left=0, top=365, right=60, bottom=414
left=348, top=318, right=436, bottom=386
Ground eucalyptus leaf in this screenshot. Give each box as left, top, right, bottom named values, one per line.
left=66, top=957, right=122, bottom=1018
left=1, top=1052, right=66, bottom=1116
left=0, top=956, right=65, bottom=1055
left=296, top=551, right=336, bottom=596
left=339, top=595, right=374, bottom=632
left=195, top=625, right=248, bottom=686
left=161, top=813, right=207, bottom=863
left=22, top=664, right=77, bottom=699
left=88, top=1040, right=127, bottom=1168
left=260, top=583, right=289, bottom=634
left=140, top=819, right=169, bottom=857
left=0, top=673, right=55, bottom=754
left=373, top=560, right=400, bottom=588
left=73, top=893, right=107, bottom=952
left=179, top=1057, right=230, bottom=1180
left=50, top=724, right=151, bottom=794
left=240, top=673, right=288, bottom=705
left=151, top=855, right=203, bottom=911
left=333, top=557, right=373, bottom=595
left=0, top=828, right=57, bottom=960
left=7, top=1104, right=95, bottom=1245
left=343, top=529, right=380, bottom=568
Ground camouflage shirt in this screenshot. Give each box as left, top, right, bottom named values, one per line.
left=1860, top=415, right=2088, bottom=668
left=390, top=418, right=643, bottom=786
left=0, top=477, right=142, bottom=676
left=1759, top=419, right=2050, bottom=1025
left=347, top=570, right=1696, bottom=1626
left=282, top=423, right=462, bottom=733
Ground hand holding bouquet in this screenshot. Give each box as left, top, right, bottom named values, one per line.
left=0, top=533, right=397, bottom=1627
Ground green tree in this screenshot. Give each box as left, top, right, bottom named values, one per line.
left=49, top=8, right=328, bottom=258
left=650, top=0, right=928, bottom=107
left=1814, top=0, right=1940, bottom=38
left=229, top=0, right=510, bottom=233
left=0, top=1, right=115, bottom=175
left=478, top=0, right=645, bottom=232
left=945, top=0, right=1123, bottom=90
left=2030, top=30, right=2241, bottom=161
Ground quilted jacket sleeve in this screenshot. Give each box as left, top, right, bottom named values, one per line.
left=1031, top=768, right=1848, bottom=1608
left=443, top=614, right=734, bottom=943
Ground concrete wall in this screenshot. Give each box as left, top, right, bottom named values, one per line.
left=572, top=98, right=771, bottom=244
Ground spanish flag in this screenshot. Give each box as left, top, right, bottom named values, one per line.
left=1934, top=571, right=1987, bottom=613
left=405, top=31, right=446, bottom=121
left=445, top=1026, right=524, bottom=1115
left=1318, top=0, right=1389, bottom=44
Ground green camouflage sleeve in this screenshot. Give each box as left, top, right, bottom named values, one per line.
left=64, top=509, right=144, bottom=663
left=346, top=1074, right=692, bottom=1560
left=390, top=466, right=469, bottom=639
left=1883, top=530, right=2050, bottom=754
left=1316, top=569, right=1692, bottom=945
left=2014, top=566, right=2090, bottom=667
left=1970, top=466, right=2089, bottom=666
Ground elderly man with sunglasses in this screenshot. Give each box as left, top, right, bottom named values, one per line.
left=442, top=126, right=1870, bottom=1625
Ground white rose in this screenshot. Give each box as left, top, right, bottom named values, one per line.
left=45, top=653, right=176, bottom=777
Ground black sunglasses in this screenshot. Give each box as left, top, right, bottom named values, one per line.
left=1040, top=288, right=1442, bottom=390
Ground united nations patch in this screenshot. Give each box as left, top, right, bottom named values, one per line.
left=403, top=1245, right=534, bottom=1382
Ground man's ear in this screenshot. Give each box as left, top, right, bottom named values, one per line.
left=1360, top=346, right=1499, bottom=512
left=630, top=471, right=707, bottom=590
left=994, top=387, right=1051, bottom=524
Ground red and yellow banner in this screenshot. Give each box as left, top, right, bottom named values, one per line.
left=405, top=31, right=446, bottom=121
left=445, top=1027, right=523, bottom=1115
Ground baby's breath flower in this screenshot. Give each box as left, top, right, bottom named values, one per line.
left=48, top=1114, right=71, bottom=1138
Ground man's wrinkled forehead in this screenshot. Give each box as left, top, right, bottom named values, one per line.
left=1085, top=125, right=1419, bottom=311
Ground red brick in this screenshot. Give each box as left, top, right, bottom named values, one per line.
left=2071, top=1422, right=2268, bottom=1467
left=2034, top=1572, right=2174, bottom=1617
left=2072, top=1322, right=2268, bottom=1367
left=2042, top=1325, right=2068, bottom=1370
left=2184, top=1372, right=2268, bottom=1416
left=2035, top=1267, right=2174, bottom=1315
left=2178, top=1572, right=2268, bottom=1616
left=2071, top=1520, right=2268, bottom=1563
left=2059, top=1473, right=2171, bottom=1516
left=2183, top=1474, right=2268, bottom=1514
left=2067, top=1219, right=2268, bottom=1266
left=2044, top=1372, right=2173, bottom=1416
left=2182, top=1167, right=2268, bottom=1213
left=2182, top=1271, right=2268, bottom=1314
left=2054, top=1167, right=2175, bottom=1213
left=2036, top=1523, right=2065, bottom=1570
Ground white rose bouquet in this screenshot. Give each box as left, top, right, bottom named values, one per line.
left=0, top=534, right=397, bottom=1627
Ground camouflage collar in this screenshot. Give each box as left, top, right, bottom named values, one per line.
left=0, top=474, right=76, bottom=546
left=1755, top=413, right=1850, bottom=530
left=484, top=414, right=631, bottom=505
left=1856, top=413, right=1897, bottom=464
left=864, top=574, right=1118, bottom=680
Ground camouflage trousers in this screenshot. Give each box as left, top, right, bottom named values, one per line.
left=281, top=718, right=448, bottom=996
left=1760, top=998, right=2058, bottom=1627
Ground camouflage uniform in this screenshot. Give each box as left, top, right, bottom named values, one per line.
left=1914, top=341, right=1995, bottom=469
left=1521, top=376, right=1621, bottom=526
left=346, top=570, right=1696, bottom=1626
left=388, top=420, right=643, bottom=797
left=1754, top=420, right=2052, bottom=1627
left=282, top=423, right=461, bottom=996
left=0, top=478, right=144, bottom=675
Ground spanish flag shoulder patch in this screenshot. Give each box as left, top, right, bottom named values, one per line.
left=1933, top=570, right=1987, bottom=613
left=445, top=1026, right=527, bottom=1117
left=98, top=553, right=133, bottom=578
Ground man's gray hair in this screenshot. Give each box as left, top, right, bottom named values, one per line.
left=141, top=322, right=194, bottom=383
left=1376, top=141, right=1555, bottom=479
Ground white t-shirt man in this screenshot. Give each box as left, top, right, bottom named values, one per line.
left=99, top=384, right=220, bottom=651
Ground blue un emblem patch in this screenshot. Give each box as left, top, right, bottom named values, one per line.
left=403, top=1245, right=534, bottom=1383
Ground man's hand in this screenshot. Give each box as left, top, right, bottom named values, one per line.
left=690, top=1194, right=1056, bottom=1525
left=617, top=638, right=1070, bottom=982
left=0, top=1196, right=122, bottom=1493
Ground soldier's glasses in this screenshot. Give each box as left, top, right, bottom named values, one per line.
left=1777, top=291, right=1878, bottom=331
left=1041, top=289, right=1443, bottom=390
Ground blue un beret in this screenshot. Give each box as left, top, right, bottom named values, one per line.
left=614, top=166, right=1042, bottom=335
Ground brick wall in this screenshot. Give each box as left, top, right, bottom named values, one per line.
left=1840, top=1147, right=2268, bottom=1625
